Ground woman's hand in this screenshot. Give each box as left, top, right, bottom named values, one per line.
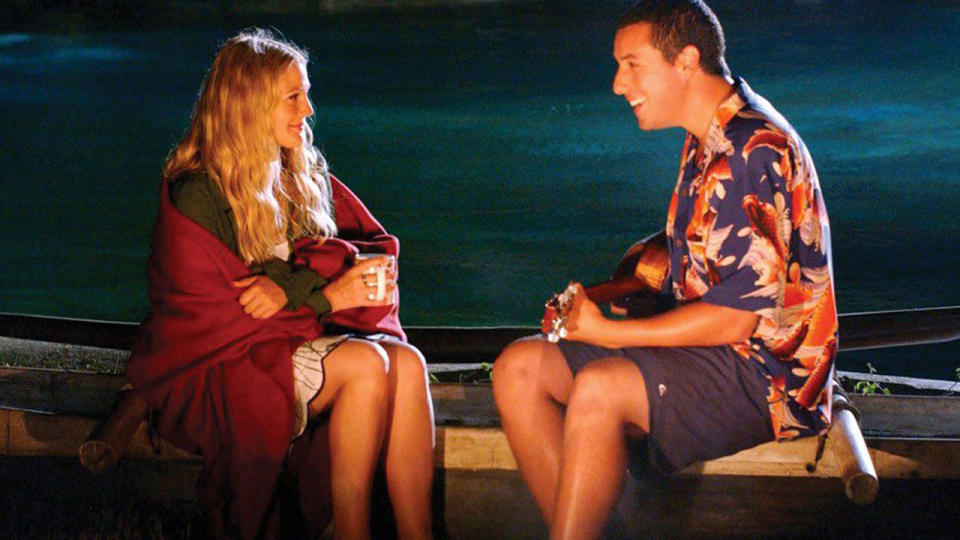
left=233, top=275, right=288, bottom=319
left=324, top=256, right=397, bottom=313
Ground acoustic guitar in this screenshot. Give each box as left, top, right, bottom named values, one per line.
left=541, top=230, right=670, bottom=342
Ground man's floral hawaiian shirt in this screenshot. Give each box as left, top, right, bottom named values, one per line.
left=665, top=78, right=838, bottom=440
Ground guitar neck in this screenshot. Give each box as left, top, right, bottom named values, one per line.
left=575, top=229, right=669, bottom=307
left=583, top=275, right=648, bottom=304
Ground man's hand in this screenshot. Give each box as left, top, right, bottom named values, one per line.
left=563, top=282, right=616, bottom=347
left=233, top=275, right=288, bottom=319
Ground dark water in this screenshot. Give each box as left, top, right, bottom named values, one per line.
left=1, top=1, right=959, bottom=378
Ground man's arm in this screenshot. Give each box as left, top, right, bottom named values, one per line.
left=564, top=284, right=759, bottom=349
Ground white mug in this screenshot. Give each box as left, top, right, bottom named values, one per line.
left=354, top=253, right=395, bottom=302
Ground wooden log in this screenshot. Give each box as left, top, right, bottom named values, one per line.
left=828, top=385, right=879, bottom=505
left=78, top=388, right=148, bottom=473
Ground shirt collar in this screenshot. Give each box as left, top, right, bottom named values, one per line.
left=698, top=77, right=751, bottom=162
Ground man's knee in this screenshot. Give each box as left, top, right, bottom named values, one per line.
left=492, top=337, right=550, bottom=390
left=567, top=358, right=647, bottom=426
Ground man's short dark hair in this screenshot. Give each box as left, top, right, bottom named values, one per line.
left=618, top=0, right=730, bottom=77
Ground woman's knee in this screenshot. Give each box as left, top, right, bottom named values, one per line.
left=333, top=339, right=390, bottom=392
left=389, top=342, right=429, bottom=384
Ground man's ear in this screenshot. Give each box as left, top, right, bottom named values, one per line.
left=676, top=44, right=701, bottom=74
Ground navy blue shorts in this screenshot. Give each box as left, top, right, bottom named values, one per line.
left=557, top=340, right=774, bottom=474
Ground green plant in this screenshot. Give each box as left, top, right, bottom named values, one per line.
left=853, top=362, right=890, bottom=395
left=458, top=362, right=493, bottom=384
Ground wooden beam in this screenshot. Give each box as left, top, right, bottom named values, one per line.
left=838, top=306, right=960, bottom=351
left=837, top=370, right=960, bottom=394
left=437, top=427, right=518, bottom=470
left=856, top=395, right=960, bottom=438
left=1, top=409, right=958, bottom=484
left=6, top=410, right=98, bottom=457
left=0, top=409, right=8, bottom=455
left=683, top=436, right=832, bottom=477
left=869, top=439, right=960, bottom=480
left=4, top=308, right=960, bottom=365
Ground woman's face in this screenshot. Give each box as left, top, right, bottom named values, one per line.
left=272, top=61, right=314, bottom=149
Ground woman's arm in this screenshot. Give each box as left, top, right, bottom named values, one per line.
left=257, top=259, right=330, bottom=314
left=170, top=173, right=314, bottom=319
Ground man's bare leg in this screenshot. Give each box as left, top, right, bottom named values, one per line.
left=550, top=357, right=650, bottom=540
left=492, top=337, right=574, bottom=523
left=380, top=342, right=435, bottom=540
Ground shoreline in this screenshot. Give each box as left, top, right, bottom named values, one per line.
left=1, top=0, right=543, bottom=34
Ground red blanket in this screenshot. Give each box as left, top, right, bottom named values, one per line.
left=127, top=174, right=403, bottom=538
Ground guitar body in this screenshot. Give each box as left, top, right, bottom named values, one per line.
left=542, top=230, right=671, bottom=342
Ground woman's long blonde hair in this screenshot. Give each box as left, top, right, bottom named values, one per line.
left=163, top=29, right=337, bottom=264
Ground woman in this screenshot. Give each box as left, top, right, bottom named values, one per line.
left=126, top=29, right=434, bottom=539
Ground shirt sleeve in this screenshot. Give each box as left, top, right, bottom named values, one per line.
left=257, top=259, right=332, bottom=316
left=169, top=176, right=224, bottom=240
left=700, top=149, right=790, bottom=322
left=171, top=174, right=333, bottom=317
left=168, top=173, right=238, bottom=253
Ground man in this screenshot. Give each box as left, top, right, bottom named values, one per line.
left=492, top=1, right=838, bottom=538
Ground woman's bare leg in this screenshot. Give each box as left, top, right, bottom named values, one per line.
left=308, top=339, right=390, bottom=540
left=492, top=337, right=574, bottom=524
left=550, top=357, right=649, bottom=540
left=379, top=342, right=435, bottom=540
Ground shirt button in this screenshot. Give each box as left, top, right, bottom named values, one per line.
left=675, top=238, right=683, bottom=248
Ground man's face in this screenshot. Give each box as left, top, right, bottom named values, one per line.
left=612, top=23, right=685, bottom=131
